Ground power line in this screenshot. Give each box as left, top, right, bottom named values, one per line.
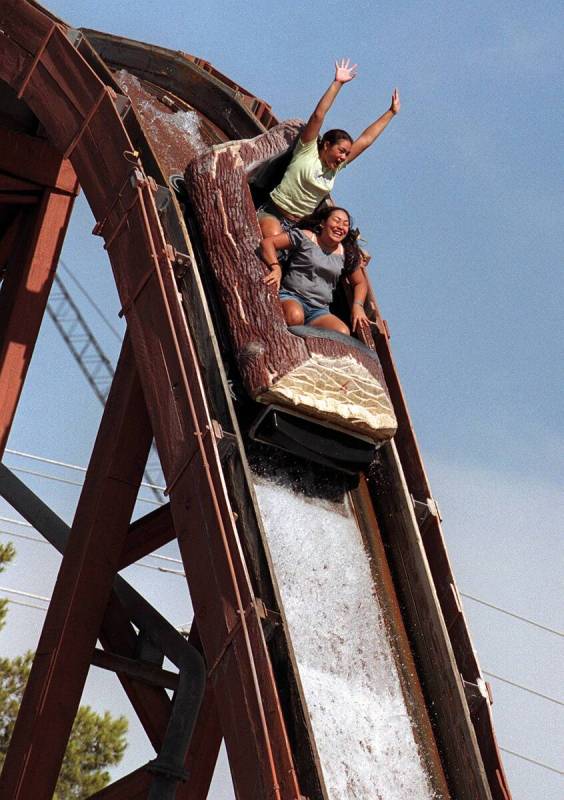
left=146, top=552, right=182, bottom=565
left=0, top=563, right=185, bottom=610
left=125, top=561, right=185, bottom=577
left=3, top=587, right=563, bottom=778
left=0, top=545, right=184, bottom=580
left=5, top=448, right=165, bottom=491
left=5, top=569, right=563, bottom=707
left=2, top=516, right=557, bottom=632
left=6, top=448, right=88, bottom=472
left=0, top=516, right=32, bottom=528
left=501, top=746, right=563, bottom=776
left=6, top=542, right=561, bottom=702
left=0, top=529, right=183, bottom=569
left=0, top=585, right=50, bottom=602
left=9, top=447, right=557, bottom=631
left=0, top=529, right=47, bottom=545
left=4, top=465, right=164, bottom=506
left=460, top=592, right=563, bottom=638
left=2, top=484, right=561, bottom=635
left=7, top=465, right=85, bottom=489
left=5, top=579, right=564, bottom=707
left=484, top=670, right=563, bottom=707
left=0, top=529, right=182, bottom=571
left=3, top=577, right=563, bottom=776
left=6, top=597, right=47, bottom=612
left=3, top=455, right=559, bottom=620
left=1, top=502, right=562, bottom=635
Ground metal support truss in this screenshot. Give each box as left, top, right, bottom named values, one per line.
left=46, top=272, right=115, bottom=404
left=0, top=459, right=207, bottom=799
left=46, top=271, right=165, bottom=501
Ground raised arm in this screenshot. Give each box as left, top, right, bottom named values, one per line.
left=347, top=88, right=400, bottom=163
left=300, top=58, right=358, bottom=144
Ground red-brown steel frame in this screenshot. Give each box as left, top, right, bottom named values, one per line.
left=0, top=128, right=79, bottom=453
left=0, top=4, right=302, bottom=799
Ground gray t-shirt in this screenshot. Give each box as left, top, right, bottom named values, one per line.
left=281, top=228, right=345, bottom=308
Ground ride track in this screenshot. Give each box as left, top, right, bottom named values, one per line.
left=0, top=2, right=511, bottom=799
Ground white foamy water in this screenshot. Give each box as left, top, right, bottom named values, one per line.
left=254, top=477, right=438, bottom=800
left=137, top=103, right=206, bottom=154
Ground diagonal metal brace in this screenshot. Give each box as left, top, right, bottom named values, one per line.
left=0, top=462, right=206, bottom=800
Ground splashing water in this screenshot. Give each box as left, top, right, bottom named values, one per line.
left=254, top=476, right=439, bottom=800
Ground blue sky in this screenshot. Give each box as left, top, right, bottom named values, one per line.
left=0, top=2, right=562, bottom=798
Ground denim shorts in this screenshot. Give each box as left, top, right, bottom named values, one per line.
left=279, top=289, right=331, bottom=323
left=256, top=200, right=296, bottom=233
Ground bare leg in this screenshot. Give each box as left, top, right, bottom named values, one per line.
left=309, top=314, right=350, bottom=336
left=259, top=215, right=283, bottom=238
left=281, top=299, right=305, bottom=327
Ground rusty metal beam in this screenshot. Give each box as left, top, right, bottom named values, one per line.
left=99, top=593, right=173, bottom=751
left=80, top=28, right=276, bottom=136
left=91, top=648, right=180, bottom=690
left=179, top=624, right=224, bottom=800
left=0, top=462, right=196, bottom=758
left=119, top=502, right=175, bottom=569
left=0, top=126, right=78, bottom=194
left=90, top=767, right=152, bottom=799
left=0, top=335, right=153, bottom=799
left=110, top=170, right=301, bottom=798
left=0, top=183, right=77, bottom=455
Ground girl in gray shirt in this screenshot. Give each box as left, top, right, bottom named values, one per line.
left=260, top=206, right=370, bottom=336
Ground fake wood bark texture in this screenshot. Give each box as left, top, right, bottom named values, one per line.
left=185, top=122, right=397, bottom=440
left=185, top=121, right=307, bottom=390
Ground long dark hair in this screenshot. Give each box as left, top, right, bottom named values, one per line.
left=318, top=128, right=353, bottom=151
left=296, top=206, right=361, bottom=274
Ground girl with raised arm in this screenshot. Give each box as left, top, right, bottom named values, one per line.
left=257, top=59, right=400, bottom=237
left=260, top=206, right=369, bottom=336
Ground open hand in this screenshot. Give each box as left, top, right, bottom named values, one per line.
left=351, top=303, right=370, bottom=333
left=335, top=58, right=358, bottom=84
left=263, top=264, right=282, bottom=290
left=390, top=88, right=400, bottom=114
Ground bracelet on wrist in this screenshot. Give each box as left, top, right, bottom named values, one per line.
left=268, top=261, right=281, bottom=268
left=353, top=301, right=364, bottom=307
